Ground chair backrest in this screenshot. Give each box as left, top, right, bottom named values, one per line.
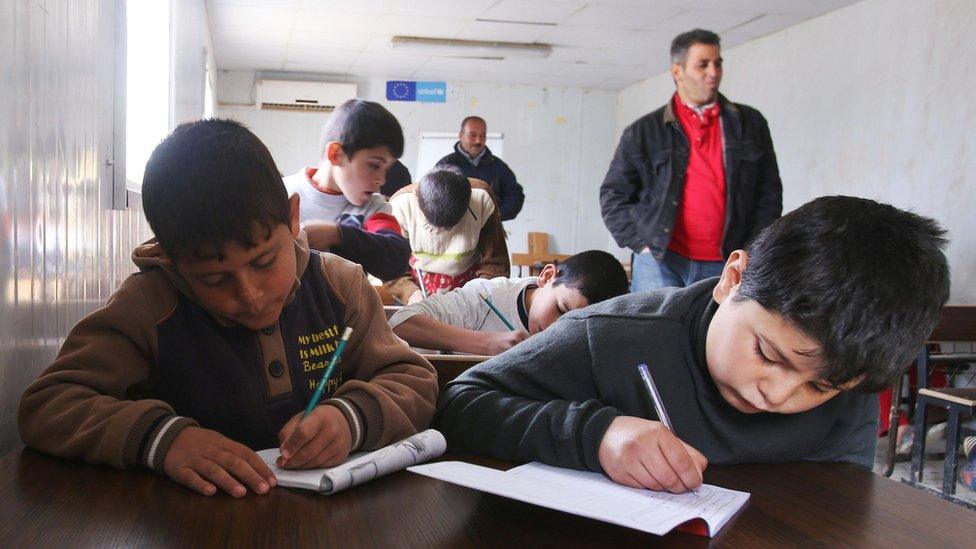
left=420, top=354, right=491, bottom=391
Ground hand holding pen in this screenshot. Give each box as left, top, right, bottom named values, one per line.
left=595, top=363, right=707, bottom=495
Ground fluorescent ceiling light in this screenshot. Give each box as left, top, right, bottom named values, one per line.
left=390, top=36, right=551, bottom=59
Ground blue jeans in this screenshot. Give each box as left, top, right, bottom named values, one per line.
left=631, top=249, right=725, bottom=293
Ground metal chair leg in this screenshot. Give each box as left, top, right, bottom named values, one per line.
left=943, top=409, right=961, bottom=498
left=910, top=397, right=928, bottom=482
left=883, top=375, right=904, bottom=477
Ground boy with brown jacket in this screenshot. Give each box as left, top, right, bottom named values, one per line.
left=18, top=119, right=437, bottom=497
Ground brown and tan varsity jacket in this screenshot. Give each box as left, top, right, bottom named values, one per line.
left=383, top=178, right=510, bottom=304
left=18, top=232, right=437, bottom=472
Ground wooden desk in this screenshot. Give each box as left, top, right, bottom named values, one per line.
left=0, top=448, right=973, bottom=547
left=421, top=353, right=491, bottom=390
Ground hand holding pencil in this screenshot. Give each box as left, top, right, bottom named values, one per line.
left=277, top=327, right=355, bottom=470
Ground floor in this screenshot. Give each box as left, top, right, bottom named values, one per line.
left=873, top=433, right=976, bottom=509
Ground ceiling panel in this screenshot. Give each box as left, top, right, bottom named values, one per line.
left=206, top=0, right=862, bottom=91
left=724, top=12, right=808, bottom=38
left=215, top=44, right=288, bottom=63
left=211, top=25, right=291, bottom=47
left=561, top=4, right=683, bottom=30
left=284, top=47, right=359, bottom=65
left=207, top=4, right=295, bottom=29
left=648, top=10, right=762, bottom=37
left=288, top=30, right=373, bottom=51
left=477, top=1, right=585, bottom=25
left=459, top=20, right=554, bottom=43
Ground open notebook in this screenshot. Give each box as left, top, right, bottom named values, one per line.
left=409, top=461, right=749, bottom=537
left=258, top=429, right=446, bottom=495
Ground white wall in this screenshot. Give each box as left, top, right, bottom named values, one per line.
left=216, top=72, right=618, bottom=258
left=615, top=0, right=976, bottom=303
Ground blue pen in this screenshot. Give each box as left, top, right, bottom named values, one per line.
left=303, top=327, right=353, bottom=417
left=637, top=363, right=700, bottom=496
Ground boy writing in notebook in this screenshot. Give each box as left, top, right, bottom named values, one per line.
left=435, top=196, right=950, bottom=493
left=18, top=120, right=438, bottom=497
left=385, top=166, right=510, bottom=304
left=389, top=250, right=629, bottom=355
left=283, top=99, right=410, bottom=281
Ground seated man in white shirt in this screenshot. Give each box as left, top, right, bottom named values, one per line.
left=389, top=250, right=628, bottom=355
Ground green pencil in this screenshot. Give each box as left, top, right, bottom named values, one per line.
left=303, top=326, right=353, bottom=418
left=478, top=292, right=516, bottom=331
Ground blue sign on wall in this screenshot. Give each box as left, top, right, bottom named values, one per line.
left=386, top=80, right=416, bottom=101
left=416, top=81, right=447, bottom=103
left=386, top=80, right=446, bottom=103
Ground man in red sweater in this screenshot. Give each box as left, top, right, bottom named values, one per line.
left=600, top=29, right=782, bottom=291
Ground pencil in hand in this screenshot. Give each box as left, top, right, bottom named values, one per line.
left=303, top=327, right=353, bottom=418
left=478, top=292, right=516, bottom=331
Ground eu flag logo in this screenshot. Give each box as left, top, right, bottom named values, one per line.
left=386, top=81, right=416, bottom=101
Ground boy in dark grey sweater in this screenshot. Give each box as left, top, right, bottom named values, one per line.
left=435, top=196, right=950, bottom=493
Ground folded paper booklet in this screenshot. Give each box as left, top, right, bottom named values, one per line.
left=408, top=461, right=749, bottom=537
left=258, top=429, right=446, bottom=495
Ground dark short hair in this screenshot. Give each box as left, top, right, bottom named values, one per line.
left=670, top=29, right=720, bottom=65
left=460, top=116, right=486, bottom=133
left=142, top=119, right=290, bottom=261
left=735, top=196, right=950, bottom=393
left=552, top=250, right=630, bottom=305
left=417, top=167, right=471, bottom=229
left=320, top=99, right=404, bottom=159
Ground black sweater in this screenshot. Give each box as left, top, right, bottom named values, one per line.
left=435, top=279, right=878, bottom=471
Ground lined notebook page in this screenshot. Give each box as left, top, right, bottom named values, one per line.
left=408, top=461, right=749, bottom=537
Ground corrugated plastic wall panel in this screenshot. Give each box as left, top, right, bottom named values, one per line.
left=0, top=0, right=154, bottom=454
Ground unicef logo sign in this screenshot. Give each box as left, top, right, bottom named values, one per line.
left=386, top=81, right=447, bottom=103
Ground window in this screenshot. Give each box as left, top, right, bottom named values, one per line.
left=125, top=0, right=171, bottom=192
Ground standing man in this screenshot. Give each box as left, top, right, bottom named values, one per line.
left=600, top=29, right=782, bottom=292
left=436, top=116, right=525, bottom=221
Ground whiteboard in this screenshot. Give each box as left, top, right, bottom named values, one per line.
left=416, top=131, right=504, bottom=180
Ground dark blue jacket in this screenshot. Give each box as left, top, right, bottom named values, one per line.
left=436, top=143, right=525, bottom=221
left=600, top=94, right=782, bottom=258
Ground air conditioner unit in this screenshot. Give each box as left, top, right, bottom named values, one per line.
left=255, top=79, right=357, bottom=112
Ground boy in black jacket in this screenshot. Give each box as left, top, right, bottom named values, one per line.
left=435, top=196, right=949, bottom=493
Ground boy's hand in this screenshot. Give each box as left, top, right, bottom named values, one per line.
left=479, top=330, right=530, bottom=355
left=407, top=290, right=424, bottom=304
left=598, top=416, right=707, bottom=493
left=277, top=405, right=353, bottom=470
left=303, top=221, right=342, bottom=250
left=163, top=426, right=276, bottom=497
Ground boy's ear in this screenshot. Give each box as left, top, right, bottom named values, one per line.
left=537, top=264, right=558, bottom=287
left=288, top=193, right=301, bottom=238
left=713, top=250, right=748, bottom=304
left=325, top=141, right=346, bottom=165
